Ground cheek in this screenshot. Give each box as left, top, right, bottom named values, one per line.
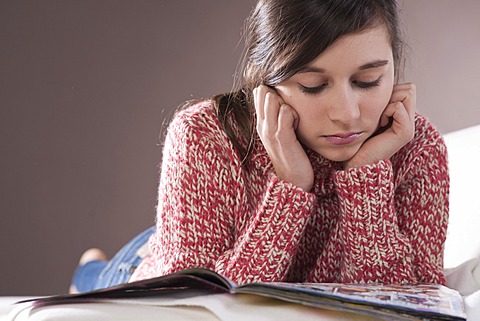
left=290, top=98, right=326, bottom=131
left=275, top=85, right=296, bottom=106
left=364, top=86, right=394, bottom=118
left=294, top=107, right=327, bottom=145
left=367, top=97, right=388, bottom=118
left=276, top=87, right=321, bottom=125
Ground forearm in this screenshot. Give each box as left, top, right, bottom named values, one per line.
left=215, top=176, right=315, bottom=284
left=155, top=174, right=315, bottom=284
left=153, top=111, right=316, bottom=283
left=334, top=160, right=416, bottom=283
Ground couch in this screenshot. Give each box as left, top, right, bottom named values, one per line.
left=1, top=123, right=480, bottom=321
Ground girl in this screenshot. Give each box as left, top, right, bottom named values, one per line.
left=71, top=0, right=449, bottom=293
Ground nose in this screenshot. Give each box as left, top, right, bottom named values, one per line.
left=326, top=85, right=360, bottom=124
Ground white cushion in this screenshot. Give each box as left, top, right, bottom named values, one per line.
left=4, top=294, right=381, bottom=321
left=443, top=124, right=480, bottom=268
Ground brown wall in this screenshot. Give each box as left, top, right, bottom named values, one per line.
left=0, top=0, right=256, bottom=295
left=401, top=0, right=480, bottom=133
left=1, top=0, right=479, bottom=295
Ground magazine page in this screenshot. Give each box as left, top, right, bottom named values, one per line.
left=15, top=268, right=467, bottom=320
left=18, top=268, right=231, bottom=307
left=234, top=282, right=467, bottom=321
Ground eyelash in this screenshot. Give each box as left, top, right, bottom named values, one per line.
left=299, top=83, right=327, bottom=95
left=299, top=77, right=382, bottom=95
left=354, top=77, right=382, bottom=90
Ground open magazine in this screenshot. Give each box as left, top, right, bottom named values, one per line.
left=19, top=267, right=466, bottom=321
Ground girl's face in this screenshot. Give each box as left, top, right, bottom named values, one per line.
left=275, top=24, right=395, bottom=162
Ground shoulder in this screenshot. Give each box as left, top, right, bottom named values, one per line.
left=165, top=99, right=241, bottom=161
left=166, top=99, right=229, bottom=142
left=169, top=100, right=219, bottom=132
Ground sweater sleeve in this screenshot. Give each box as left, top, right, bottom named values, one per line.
left=149, top=105, right=315, bottom=285
left=333, top=137, right=449, bottom=284
left=214, top=175, right=315, bottom=284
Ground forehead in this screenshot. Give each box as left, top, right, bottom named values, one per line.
left=305, top=24, right=393, bottom=72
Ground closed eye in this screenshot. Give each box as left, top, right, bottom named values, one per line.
left=299, top=83, right=328, bottom=95
left=353, top=77, right=382, bottom=90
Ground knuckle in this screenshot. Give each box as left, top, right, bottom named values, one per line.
left=273, top=129, right=287, bottom=143
left=406, top=125, right=415, bottom=141
left=392, top=101, right=403, bottom=109
left=265, top=91, right=273, bottom=98
left=261, top=124, right=276, bottom=138
left=280, top=104, right=298, bottom=118
left=278, top=104, right=290, bottom=114
left=407, top=84, right=416, bottom=95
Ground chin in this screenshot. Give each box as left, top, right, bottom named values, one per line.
left=317, top=146, right=360, bottom=163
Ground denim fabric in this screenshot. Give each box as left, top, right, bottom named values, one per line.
left=71, top=226, right=155, bottom=292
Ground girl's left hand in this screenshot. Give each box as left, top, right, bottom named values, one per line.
left=344, top=83, right=416, bottom=170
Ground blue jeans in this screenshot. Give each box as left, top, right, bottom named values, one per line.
left=71, top=226, right=155, bottom=292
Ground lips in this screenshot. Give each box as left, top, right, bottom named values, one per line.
left=323, top=132, right=363, bottom=145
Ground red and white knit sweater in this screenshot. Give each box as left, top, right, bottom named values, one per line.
left=131, top=100, right=449, bottom=285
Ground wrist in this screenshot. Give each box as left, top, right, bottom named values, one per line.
left=343, top=155, right=375, bottom=170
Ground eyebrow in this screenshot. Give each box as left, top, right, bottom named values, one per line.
left=297, top=59, right=390, bottom=74
left=358, top=59, right=390, bottom=70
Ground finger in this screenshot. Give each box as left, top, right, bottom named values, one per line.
left=380, top=112, right=390, bottom=128
left=383, top=101, right=407, bottom=121
left=254, top=85, right=283, bottom=120
left=277, top=104, right=299, bottom=136
left=253, top=86, right=266, bottom=121
left=390, top=83, right=414, bottom=101
left=263, top=91, right=282, bottom=136
left=390, top=83, right=416, bottom=122
left=383, top=101, right=414, bottom=140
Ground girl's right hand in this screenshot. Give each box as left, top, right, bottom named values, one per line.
left=254, top=85, right=314, bottom=192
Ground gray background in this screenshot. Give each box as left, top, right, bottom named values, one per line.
left=1, top=0, right=479, bottom=295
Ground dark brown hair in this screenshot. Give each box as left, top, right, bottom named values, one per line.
left=213, top=0, right=405, bottom=164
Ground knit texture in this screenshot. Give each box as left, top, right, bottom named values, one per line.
left=131, top=100, right=449, bottom=285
